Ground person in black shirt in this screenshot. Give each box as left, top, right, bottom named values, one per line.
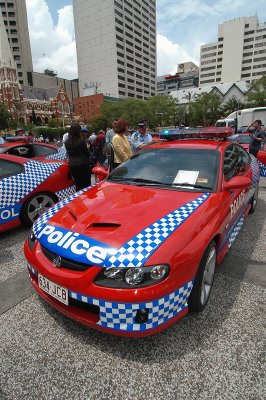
left=65, top=123, right=92, bottom=191
left=246, top=119, right=266, bottom=157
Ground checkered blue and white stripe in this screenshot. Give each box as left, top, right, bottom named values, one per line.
left=105, top=193, right=210, bottom=269
left=228, top=215, right=245, bottom=248
left=258, top=160, right=266, bottom=177
left=0, top=160, right=62, bottom=208
left=45, top=148, right=67, bottom=161
left=91, top=281, right=193, bottom=332
left=250, top=155, right=260, bottom=186
left=33, top=186, right=92, bottom=236
left=55, top=185, right=76, bottom=201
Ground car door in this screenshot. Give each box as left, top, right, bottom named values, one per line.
left=0, top=158, right=24, bottom=228
left=220, top=144, right=251, bottom=250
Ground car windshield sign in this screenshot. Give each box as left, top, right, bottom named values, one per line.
left=107, top=148, right=219, bottom=192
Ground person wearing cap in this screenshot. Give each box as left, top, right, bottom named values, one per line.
left=130, top=120, right=162, bottom=154
left=15, top=127, right=24, bottom=136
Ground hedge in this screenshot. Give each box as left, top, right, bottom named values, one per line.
left=31, top=127, right=68, bottom=140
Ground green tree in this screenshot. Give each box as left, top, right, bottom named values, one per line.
left=221, top=96, right=245, bottom=116
left=189, top=92, right=223, bottom=126
left=246, top=75, right=266, bottom=107
left=146, top=94, right=178, bottom=128
left=0, top=103, right=11, bottom=130
left=120, top=98, right=150, bottom=127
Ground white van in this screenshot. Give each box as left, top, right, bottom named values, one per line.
left=216, top=107, right=266, bottom=130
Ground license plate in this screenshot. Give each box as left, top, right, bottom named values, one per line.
left=38, top=274, right=68, bottom=305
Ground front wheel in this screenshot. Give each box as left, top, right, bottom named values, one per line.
left=249, top=185, right=259, bottom=214
left=188, top=241, right=217, bottom=313
left=20, top=192, right=56, bottom=227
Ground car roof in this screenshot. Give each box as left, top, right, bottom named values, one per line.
left=0, top=153, right=64, bottom=165
left=149, top=139, right=228, bottom=151
left=0, top=153, right=29, bottom=164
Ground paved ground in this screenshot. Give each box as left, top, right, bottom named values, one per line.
left=0, top=179, right=265, bottom=400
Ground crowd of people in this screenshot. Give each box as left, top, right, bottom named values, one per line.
left=64, top=119, right=163, bottom=190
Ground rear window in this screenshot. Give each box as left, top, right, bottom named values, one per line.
left=0, top=146, right=8, bottom=153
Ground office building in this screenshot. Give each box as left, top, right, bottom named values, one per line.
left=199, top=16, right=266, bottom=86
left=157, top=62, right=199, bottom=94
left=0, top=0, right=33, bottom=86
left=73, top=0, right=156, bottom=99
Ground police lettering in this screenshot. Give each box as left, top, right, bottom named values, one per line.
left=0, top=208, right=19, bottom=221
left=37, top=225, right=107, bottom=265
left=230, top=190, right=246, bottom=218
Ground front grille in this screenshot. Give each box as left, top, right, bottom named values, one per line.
left=41, top=245, right=92, bottom=271
left=69, top=297, right=100, bottom=315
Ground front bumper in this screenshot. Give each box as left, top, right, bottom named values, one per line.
left=27, top=262, right=193, bottom=337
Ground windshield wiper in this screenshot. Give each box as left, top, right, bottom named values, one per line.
left=109, top=177, right=163, bottom=184
left=125, top=178, right=163, bottom=184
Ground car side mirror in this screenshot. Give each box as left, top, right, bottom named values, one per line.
left=224, top=176, right=252, bottom=191
left=92, top=166, right=109, bottom=181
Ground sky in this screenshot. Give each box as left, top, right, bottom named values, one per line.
left=25, top=0, right=266, bottom=80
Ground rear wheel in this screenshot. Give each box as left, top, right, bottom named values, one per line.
left=20, top=192, right=56, bottom=227
left=188, top=241, right=217, bottom=313
left=249, top=185, right=259, bottom=214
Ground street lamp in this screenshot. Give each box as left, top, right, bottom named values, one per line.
left=156, top=112, right=163, bottom=127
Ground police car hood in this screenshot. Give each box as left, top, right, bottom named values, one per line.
left=33, top=182, right=216, bottom=268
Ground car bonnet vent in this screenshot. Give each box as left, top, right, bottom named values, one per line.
left=90, top=222, right=121, bottom=228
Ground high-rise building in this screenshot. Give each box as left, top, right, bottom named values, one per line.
left=0, top=0, right=33, bottom=87
left=199, top=16, right=266, bottom=87
left=73, top=0, right=156, bottom=99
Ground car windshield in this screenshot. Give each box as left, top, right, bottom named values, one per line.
left=236, top=135, right=251, bottom=144
left=107, top=148, right=219, bottom=192
left=0, top=146, right=8, bottom=153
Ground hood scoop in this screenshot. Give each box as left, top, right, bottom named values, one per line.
left=84, top=222, right=121, bottom=233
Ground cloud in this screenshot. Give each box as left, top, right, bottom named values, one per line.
left=157, top=34, right=199, bottom=76
left=26, top=0, right=78, bottom=79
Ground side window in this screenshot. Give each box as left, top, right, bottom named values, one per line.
left=7, top=145, right=33, bottom=158
left=236, top=145, right=250, bottom=174
left=33, top=144, right=58, bottom=157
left=0, top=159, right=24, bottom=179
left=223, top=145, right=239, bottom=181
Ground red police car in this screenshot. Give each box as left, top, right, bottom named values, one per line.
left=232, top=133, right=266, bottom=177
left=0, top=154, right=75, bottom=233
left=25, top=128, right=260, bottom=337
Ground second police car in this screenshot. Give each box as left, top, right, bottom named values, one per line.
left=0, top=154, right=75, bottom=233
left=24, top=128, right=260, bottom=337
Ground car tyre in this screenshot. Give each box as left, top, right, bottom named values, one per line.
left=249, top=185, right=259, bottom=214
left=20, top=192, right=57, bottom=227
left=188, top=240, right=217, bottom=313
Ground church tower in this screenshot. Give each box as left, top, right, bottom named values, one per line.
left=0, top=11, right=24, bottom=121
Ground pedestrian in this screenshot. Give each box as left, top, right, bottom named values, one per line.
left=246, top=120, right=266, bottom=157
left=65, top=123, right=91, bottom=191
left=105, top=119, right=118, bottom=144
left=130, top=120, right=163, bottom=154
left=95, top=129, right=106, bottom=165
left=112, top=119, right=132, bottom=168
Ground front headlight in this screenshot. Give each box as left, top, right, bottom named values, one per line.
left=94, top=264, right=169, bottom=288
